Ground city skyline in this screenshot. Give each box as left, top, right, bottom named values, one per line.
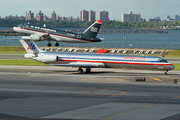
left=1, top=0, right=180, bottom=21
left=2, top=10, right=180, bottom=23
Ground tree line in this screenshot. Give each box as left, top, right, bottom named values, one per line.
left=0, top=19, right=180, bottom=29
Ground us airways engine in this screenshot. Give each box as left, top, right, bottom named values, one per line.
left=30, top=35, right=45, bottom=41
left=34, top=56, right=58, bottom=63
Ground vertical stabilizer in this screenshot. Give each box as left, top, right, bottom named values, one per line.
left=19, top=37, right=44, bottom=54
left=83, top=20, right=103, bottom=38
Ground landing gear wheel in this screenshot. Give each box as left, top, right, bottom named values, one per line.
left=55, top=42, right=59, bottom=46
left=86, top=68, right=91, bottom=73
left=47, top=43, right=52, bottom=47
left=78, top=68, right=83, bottom=73
left=164, top=72, right=167, bottom=75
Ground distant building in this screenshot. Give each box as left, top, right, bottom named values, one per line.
left=52, top=11, right=56, bottom=21
left=141, top=18, right=146, bottom=22
left=99, top=10, right=109, bottom=21
left=4, top=14, right=25, bottom=20
left=148, top=16, right=161, bottom=23
left=80, top=10, right=89, bottom=21
left=165, top=15, right=175, bottom=22
left=89, top=10, right=95, bottom=21
left=68, top=16, right=73, bottom=21
left=174, top=15, right=180, bottom=21
left=36, top=11, right=43, bottom=21
left=44, top=15, right=52, bottom=21
left=26, top=10, right=34, bottom=20
left=121, top=11, right=141, bottom=22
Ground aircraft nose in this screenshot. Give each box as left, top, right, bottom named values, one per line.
left=171, top=64, right=175, bottom=70
left=13, top=27, right=16, bottom=31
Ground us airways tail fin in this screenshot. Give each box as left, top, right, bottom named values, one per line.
left=19, top=37, right=44, bottom=54
left=83, top=20, right=103, bottom=38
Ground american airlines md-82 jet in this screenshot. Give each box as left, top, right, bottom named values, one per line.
left=12, top=20, right=103, bottom=47
left=8, top=36, right=174, bottom=75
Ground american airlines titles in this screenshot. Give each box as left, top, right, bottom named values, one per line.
left=43, top=48, right=164, bottom=55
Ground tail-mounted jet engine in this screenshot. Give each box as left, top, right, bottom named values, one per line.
left=34, top=56, right=58, bottom=63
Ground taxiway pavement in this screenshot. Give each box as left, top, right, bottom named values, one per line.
left=0, top=65, right=180, bottom=120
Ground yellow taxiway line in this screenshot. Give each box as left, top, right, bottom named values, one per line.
left=153, top=78, right=162, bottom=82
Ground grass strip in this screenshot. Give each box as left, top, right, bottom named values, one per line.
left=0, top=60, right=46, bottom=66
left=0, top=46, right=26, bottom=54
left=173, top=63, right=180, bottom=70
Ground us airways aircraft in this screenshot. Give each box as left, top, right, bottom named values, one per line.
left=11, top=36, right=174, bottom=75
left=13, top=20, right=103, bottom=47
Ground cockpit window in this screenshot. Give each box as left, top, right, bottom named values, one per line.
left=161, top=59, right=168, bottom=62
left=17, top=23, right=29, bottom=28
left=17, top=24, right=24, bottom=28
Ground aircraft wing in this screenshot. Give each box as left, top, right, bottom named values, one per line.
left=30, top=34, right=56, bottom=41
left=48, top=62, right=105, bottom=68
left=41, top=34, right=55, bottom=41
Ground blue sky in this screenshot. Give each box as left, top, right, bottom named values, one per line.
left=1, top=0, right=180, bottom=20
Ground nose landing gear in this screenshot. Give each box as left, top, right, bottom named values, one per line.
left=164, top=70, right=168, bottom=75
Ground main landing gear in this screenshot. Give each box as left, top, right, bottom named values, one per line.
left=78, top=68, right=91, bottom=73
left=47, top=42, right=59, bottom=47
left=47, top=43, right=52, bottom=47
left=164, top=70, right=168, bottom=75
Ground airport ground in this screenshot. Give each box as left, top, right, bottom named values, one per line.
left=0, top=62, right=180, bottom=120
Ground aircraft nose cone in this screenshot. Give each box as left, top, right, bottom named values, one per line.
left=171, top=65, right=175, bottom=70
left=13, top=27, right=16, bottom=31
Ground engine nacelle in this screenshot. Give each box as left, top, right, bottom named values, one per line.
left=30, top=35, right=44, bottom=41
left=34, top=56, right=58, bottom=63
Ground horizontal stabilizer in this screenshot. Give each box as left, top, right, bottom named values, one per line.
left=4, top=36, right=31, bottom=40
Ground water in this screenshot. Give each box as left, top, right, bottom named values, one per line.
left=0, top=27, right=180, bottom=49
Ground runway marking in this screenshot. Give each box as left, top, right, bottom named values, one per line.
left=174, top=96, right=180, bottom=99
left=81, top=78, right=129, bottom=83
left=0, top=73, right=70, bottom=80
left=139, top=105, right=153, bottom=108
left=74, top=89, right=126, bottom=97
left=153, top=78, right=162, bottom=81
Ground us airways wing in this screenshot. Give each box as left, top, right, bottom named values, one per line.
left=49, top=62, right=105, bottom=68
left=30, top=34, right=56, bottom=41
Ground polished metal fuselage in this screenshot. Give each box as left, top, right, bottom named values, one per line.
left=39, top=52, right=174, bottom=71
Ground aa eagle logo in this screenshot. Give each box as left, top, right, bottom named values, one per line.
left=27, top=43, right=36, bottom=50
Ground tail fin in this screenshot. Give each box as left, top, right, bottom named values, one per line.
left=83, top=20, right=103, bottom=38
left=19, top=37, right=43, bottom=54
